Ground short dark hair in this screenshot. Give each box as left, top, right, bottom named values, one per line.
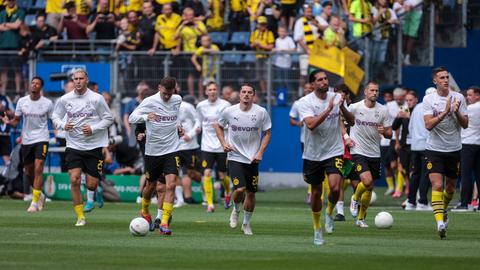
left=63, top=1, right=76, bottom=10
left=31, top=76, right=44, bottom=87
left=365, top=80, right=379, bottom=89
left=468, top=85, right=480, bottom=95
left=432, top=66, right=448, bottom=78
left=36, top=12, right=46, bottom=20
left=334, top=83, right=350, bottom=95
left=407, top=90, right=417, bottom=97
left=205, top=81, right=217, bottom=88
left=322, top=1, right=333, bottom=8
left=160, top=76, right=177, bottom=91
left=382, top=89, right=393, bottom=96
left=240, top=83, right=256, bottom=93
left=87, top=81, right=98, bottom=88
left=309, top=69, right=326, bottom=83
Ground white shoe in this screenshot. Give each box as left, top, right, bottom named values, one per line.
left=75, top=218, right=86, bottom=227
left=241, top=223, right=253, bottom=235
left=325, top=214, right=334, bottom=234
left=416, top=203, right=433, bottom=211
left=136, top=196, right=142, bottom=204
left=437, top=222, right=446, bottom=239
left=405, top=202, right=415, bottom=211
left=38, top=194, right=46, bottom=211
left=313, top=230, right=324, bottom=246
left=356, top=219, right=369, bottom=228
left=349, top=195, right=359, bottom=218
left=23, top=194, right=33, bottom=201
left=27, top=203, right=39, bottom=213
left=173, top=201, right=186, bottom=208
left=229, top=209, right=239, bottom=228
left=384, top=188, right=394, bottom=196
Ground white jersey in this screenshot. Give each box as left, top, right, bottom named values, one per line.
left=409, top=103, right=429, bottom=151
left=348, top=100, right=392, bottom=158
left=298, top=92, right=344, bottom=162
left=462, top=102, right=480, bottom=145
left=197, top=98, right=231, bottom=153
left=423, top=91, right=468, bottom=152
left=52, top=89, right=113, bottom=151
left=15, top=95, right=53, bottom=145
left=289, top=100, right=306, bottom=144
left=128, top=93, right=182, bottom=156
left=386, top=100, right=403, bottom=140
left=178, top=101, right=201, bottom=151
left=218, top=104, right=272, bottom=164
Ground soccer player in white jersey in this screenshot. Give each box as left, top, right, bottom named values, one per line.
left=129, top=76, right=182, bottom=235
left=51, top=69, right=113, bottom=226
left=196, top=81, right=232, bottom=212
left=298, top=70, right=354, bottom=246
left=348, top=81, right=392, bottom=228
left=215, top=83, right=271, bottom=235
left=2, top=76, right=53, bottom=212
left=423, top=66, right=468, bottom=239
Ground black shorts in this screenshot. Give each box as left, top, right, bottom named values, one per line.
left=144, top=152, right=180, bottom=183
left=388, top=140, right=399, bottom=163
left=0, top=135, right=11, bottom=156
left=303, top=156, right=343, bottom=185
left=21, top=142, right=48, bottom=165
left=201, top=151, right=227, bottom=172
left=178, top=149, right=201, bottom=174
left=399, top=145, right=411, bottom=174
left=351, top=154, right=381, bottom=180
left=66, top=147, right=104, bottom=178
left=228, top=160, right=259, bottom=193
left=425, top=150, right=460, bottom=179
left=281, top=3, right=297, bottom=18
left=380, top=145, right=391, bottom=166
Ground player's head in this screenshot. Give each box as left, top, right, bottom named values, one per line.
left=205, top=81, right=218, bottom=101
left=87, top=81, right=99, bottom=92
left=240, top=83, right=256, bottom=104
left=71, top=68, right=89, bottom=92
left=309, top=70, right=329, bottom=93
left=364, top=81, right=380, bottom=102
left=393, top=87, right=406, bottom=105
left=405, top=91, right=418, bottom=109
left=222, top=85, right=234, bottom=100
left=334, top=83, right=351, bottom=104
left=159, top=76, right=177, bottom=102
left=30, top=76, right=44, bottom=95
left=432, top=66, right=449, bottom=92
left=466, top=85, right=480, bottom=105
left=382, top=90, right=393, bottom=103
left=136, top=81, right=150, bottom=99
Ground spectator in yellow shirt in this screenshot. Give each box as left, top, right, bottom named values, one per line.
left=323, top=15, right=346, bottom=48
left=247, top=0, right=261, bottom=32
left=206, top=0, right=224, bottom=31
left=249, top=16, right=274, bottom=95
left=191, top=34, right=220, bottom=99
left=46, top=0, right=66, bottom=29
left=148, top=3, right=181, bottom=54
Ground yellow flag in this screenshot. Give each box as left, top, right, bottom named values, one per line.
left=342, top=46, right=361, bottom=65
left=344, top=60, right=364, bottom=95
left=308, top=39, right=345, bottom=77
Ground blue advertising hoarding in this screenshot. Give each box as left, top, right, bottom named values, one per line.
left=36, top=62, right=111, bottom=92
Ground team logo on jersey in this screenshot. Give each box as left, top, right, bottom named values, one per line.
left=233, top=117, right=239, bottom=121
left=251, top=114, right=257, bottom=122
left=66, top=103, right=73, bottom=111
left=427, top=162, right=433, bottom=170
left=374, top=111, right=380, bottom=119
left=356, top=164, right=362, bottom=172
left=233, top=177, right=240, bottom=186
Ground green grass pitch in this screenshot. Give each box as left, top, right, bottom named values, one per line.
left=1, top=187, right=480, bottom=270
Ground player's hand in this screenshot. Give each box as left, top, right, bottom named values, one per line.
left=147, top=112, right=156, bottom=121
left=444, top=96, right=452, bottom=115
left=137, top=133, right=145, bottom=142
left=81, top=125, right=93, bottom=135
left=1, top=115, right=10, bottom=124
left=377, top=125, right=385, bottom=135
left=222, top=143, right=233, bottom=152
left=195, top=127, right=201, bottom=134
left=64, top=122, right=74, bottom=131
left=345, top=138, right=355, bottom=147
left=452, top=98, right=460, bottom=113
left=182, top=134, right=191, bottom=142
left=297, top=120, right=304, bottom=127
left=252, top=153, right=263, bottom=163
left=327, top=94, right=337, bottom=111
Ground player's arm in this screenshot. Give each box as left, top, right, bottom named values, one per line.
left=253, top=129, right=271, bottom=163
left=379, top=126, right=393, bottom=139
left=303, top=97, right=336, bottom=130
left=424, top=96, right=451, bottom=131
left=87, top=98, right=114, bottom=135
left=339, top=102, right=354, bottom=126
left=453, top=98, right=468, bottom=129
left=52, top=98, right=67, bottom=130
left=128, top=100, right=150, bottom=124
left=214, top=122, right=233, bottom=152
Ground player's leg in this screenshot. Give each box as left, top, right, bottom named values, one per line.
left=31, top=143, right=48, bottom=211
left=381, top=145, right=395, bottom=195
left=83, top=150, right=104, bottom=213
left=241, top=163, right=259, bottom=235
left=228, top=161, right=246, bottom=229
left=140, top=156, right=161, bottom=224
left=356, top=170, right=374, bottom=227
left=154, top=181, right=166, bottom=230
left=69, top=168, right=85, bottom=226
left=174, top=175, right=185, bottom=208
left=201, top=152, right=215, bottom=212
left=216, top=152, right=231, bottom=209
left=325, top=173, right=341, bottom=234
left=303, top=159, right=325, bottom=245
left=21, top=144, right=36, bottom=212
left=158, top=153, right=180, bottom=235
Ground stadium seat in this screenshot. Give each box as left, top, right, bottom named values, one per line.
left=17, top=0, right=30, bottom=9
left=227, top=32, right=251, bottom=49
left=209, top=32, right=229, bottom=49
left=34, top=0, right=47, bottom=9
left=222, top=54, right=242, bottom=65
left=242, top=54, right=257, bottom=63
left=25, top=14, right=36, bottom=26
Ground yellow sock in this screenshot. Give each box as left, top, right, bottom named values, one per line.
left=32, top=189, right=41, bottom=204
left=223, top=176, right=231, bottom=196
left=204, top=176, right=213, bottom=206
left=74, top=204, right=85, bottom=220
left=161, top=202, right=173, bottom=226
left=432, top=191, right=444, bottom=222
left=312, top=211, right=321, bottom=230
left=327, top=200, right=335, bottom=216
left=386, top=176, right=394, bottom=190
left=141, top=197, right=151, bottom=215
left=395, top=170, right=404, bottom=192
left=354, top=182, right=367, bottom=201
left=307, top=184, right=312, bottom=195
left=358, top=190, right=372, bottom=220
left=443, top=190, right=454, bottom=210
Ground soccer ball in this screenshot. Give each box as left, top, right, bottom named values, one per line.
left=370, top=191, right=377, bottom=205
left=129, top=217, right=149, bottom=236
left=374, top=211, right=393, bottom=229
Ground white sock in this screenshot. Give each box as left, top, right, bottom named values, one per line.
left=336, top=201, right=344, bottom=216
left=175, top=186, right=184, bottom=203
left=87, top=189, right=95, bottom=203
left=156, top=209, right=163, bottom=220
left=243, top=211, right=253, bottom=225
left=233, top=202, right=241, bottom=213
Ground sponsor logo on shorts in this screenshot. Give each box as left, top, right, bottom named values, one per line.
left=202, top=160, right=207, bottom=168
left=233, top=177, right=240, bottom=186
left=97, top=160, right=104, bottom=171
left=427, top=162, right=433, bottom=170
left=356, top=164, right=362, bottom=172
